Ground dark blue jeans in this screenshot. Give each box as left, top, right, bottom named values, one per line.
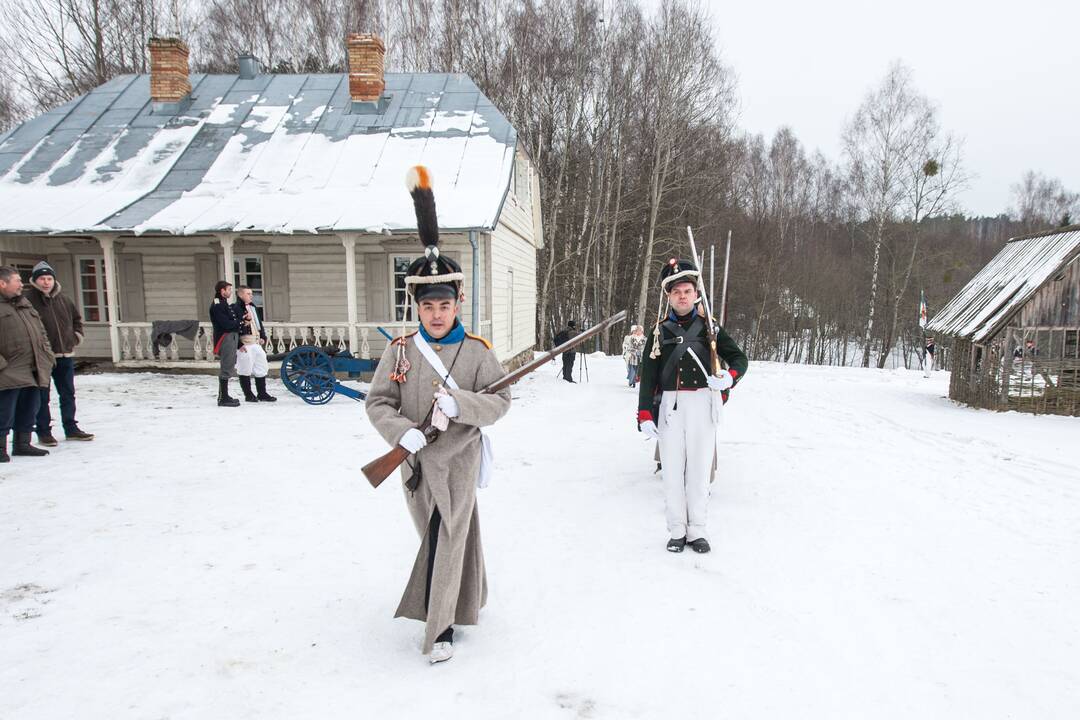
left=1, top=386, right=42, bottom=435
left=36, top=356, right=78, bottom=435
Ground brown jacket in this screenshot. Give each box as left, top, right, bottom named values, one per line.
left=24, top=282, right=84, bottom=356
left=0, top=293, right=56, bottom=390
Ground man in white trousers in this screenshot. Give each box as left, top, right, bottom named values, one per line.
left=233, top=286, right=276, bottom=403
left=636, top=258, right=748, bottom=553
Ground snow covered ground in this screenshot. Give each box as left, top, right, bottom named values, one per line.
left=1, top=356, right=1078, bottom=719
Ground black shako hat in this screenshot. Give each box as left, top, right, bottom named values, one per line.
left=658, top=257, right=700, bottom=291
left=404, top=166, right=464, bottom=303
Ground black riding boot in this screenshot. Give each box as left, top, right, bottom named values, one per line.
left=239, top=376, right=259, bottom=402
left=254, top=376, right=277, bottom=402
left=12, top=431, right=49, bottom=456
left=218, top=378, right=240, bottom=407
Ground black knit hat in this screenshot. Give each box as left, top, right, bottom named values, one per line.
left=30, top=261, right=55, bottom=282
left=658, top=257, right=700, bottom=291
left=404, top=166, right=463, bottom=303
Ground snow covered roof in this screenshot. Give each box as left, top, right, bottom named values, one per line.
left=927, top=226, right=1080, bottom=342
left=0, top=72, right=517, bottom=235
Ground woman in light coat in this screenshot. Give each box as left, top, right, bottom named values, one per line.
left=621, top=324, right=646, bottom=388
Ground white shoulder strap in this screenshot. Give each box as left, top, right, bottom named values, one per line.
left=412, top=331, right=460, bottom=390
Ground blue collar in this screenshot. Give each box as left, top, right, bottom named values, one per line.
left=668, top=310, right=696, bottom=324
left=419, top=319, right=465, bottom=344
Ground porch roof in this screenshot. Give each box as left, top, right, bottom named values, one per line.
left=0, top=73, right=516, bottom=236
left=927, top=226, right=1080, bottom=342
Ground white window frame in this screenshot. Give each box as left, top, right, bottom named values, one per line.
left=75, top=255, right=109, bottom=323
left=514, top=155, right=532, bottom=207
left=391, top=255, right=415, bottom=322
left=232, top=254, right=265, bottom=310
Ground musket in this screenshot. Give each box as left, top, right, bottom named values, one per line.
left=687, top=226, right=719, bottom=375
left=362, top=309, right=628, bottom=488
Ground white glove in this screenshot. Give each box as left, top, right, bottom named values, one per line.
left=399, top=428, right=428, bottom=453
left=639, top=420, right=660, bottom=440
left=707, top=372, right=734, bottom=392
left=434, top=389, right=460, bottom=418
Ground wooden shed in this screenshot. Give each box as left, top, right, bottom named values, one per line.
left=927, top=225, right=1080, bottom=415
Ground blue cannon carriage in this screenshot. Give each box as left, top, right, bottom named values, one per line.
left=278, top=328, right=393, bottom=405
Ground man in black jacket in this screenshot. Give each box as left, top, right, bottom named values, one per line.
left=24, top=261, right=93, bottom=444
left=210, top=280, right=241, bottom=407
left=553, top=320, right=578, bottom=382
left=636, top=258, right=748, bottom=555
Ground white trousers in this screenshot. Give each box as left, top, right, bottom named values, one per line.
left=235, top=342, right=269, bottom=377
left=658, top=390, right=718, bottom=542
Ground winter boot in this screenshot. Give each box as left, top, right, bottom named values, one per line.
left=239, top=376, right=259, bottom=403
left=254, top=376, right=277, bottom=402
left=0, top=433, right=9, bottom=463
left=37, top=430, right=59, bottom=446
left=430, top=627, right=454, bottom=664
left=666, top=536, right=686, bottom=553
left=12, top=432, right=49, bottom=457
left=688, top=538, right=711, bottom=554
left=217, top=378, right=240, bottom=407
left=65, top=427, right=94, bottom=441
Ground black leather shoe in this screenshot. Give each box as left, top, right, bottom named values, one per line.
left=688, top=538, right=711, bottom=554
left=37, top=432, right=59, bottom=446
left=666, top=537, right=686, bottom=553
left=65, top=428, right=94, bottom=441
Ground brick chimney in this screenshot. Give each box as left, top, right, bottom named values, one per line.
left=148, top=37, right=191, bottom=105
left=347, top=34, right=385, bottom=104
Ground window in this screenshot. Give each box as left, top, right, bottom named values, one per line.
left=507, top=268, right=515, bottom=348
left=76, top=257, right=109, bottom=322
left=392, top=256, right=414, bottom=321
left=233, top=255, right=264, bottom=309
left=4, top=256, right=43, bottom=283
left=514, top=155, right=531, bottom=207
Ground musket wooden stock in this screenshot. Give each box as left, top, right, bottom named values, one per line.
left=362, top=309, right=628, bottom=488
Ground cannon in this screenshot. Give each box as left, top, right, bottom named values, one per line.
left=278, top=328, right=393, bottom=404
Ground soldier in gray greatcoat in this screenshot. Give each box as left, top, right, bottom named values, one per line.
left=365, top=166, right=511, bottom=664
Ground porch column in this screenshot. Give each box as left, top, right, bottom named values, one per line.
left=341, top=233, right=360, bottom=353
left=220, top=233, right=236, bottom=283
left=98, top=236, right=121, bottom=363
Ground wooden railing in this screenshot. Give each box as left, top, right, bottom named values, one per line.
left=117, top=319, right=495, bottom=365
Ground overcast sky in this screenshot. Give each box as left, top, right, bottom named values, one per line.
left=703, top=0, right=1080, bottom=217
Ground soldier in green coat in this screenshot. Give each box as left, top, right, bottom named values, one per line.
left=636, top=258, right=748, bottom=554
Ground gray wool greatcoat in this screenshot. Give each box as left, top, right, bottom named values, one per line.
left=365, top=331, right=511, bottom=654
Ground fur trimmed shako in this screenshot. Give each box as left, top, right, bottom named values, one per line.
left=649, top=257, right=702, bottom=359
left=404, top=166, right=464, bottom=303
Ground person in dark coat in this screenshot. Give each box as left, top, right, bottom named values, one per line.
left=553, top=320, right=578, bottom=382
left=209, top=280, right=242, bottom=407
left=0, top=266, right=55, bottom=461
left=23, top=261, right=93, bottom=444
left=636, top=258, right=748, bottom=554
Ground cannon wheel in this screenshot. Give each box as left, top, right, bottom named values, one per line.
left=280, top=346, right=337, bottom=405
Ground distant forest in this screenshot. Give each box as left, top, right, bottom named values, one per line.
left=2, top=0, right=1077, bottom=367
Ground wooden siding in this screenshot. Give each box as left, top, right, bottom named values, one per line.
left=490, top=214, right=538, bottom=359
left=1019, top=255, right=1080, bottom=328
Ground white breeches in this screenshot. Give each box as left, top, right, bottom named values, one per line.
left=658, top=390, right=719, bottom=542
left=235, top=342, right=269, bottom=377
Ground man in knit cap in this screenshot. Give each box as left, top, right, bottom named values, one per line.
left=23, top=261, right=93, bottom=444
